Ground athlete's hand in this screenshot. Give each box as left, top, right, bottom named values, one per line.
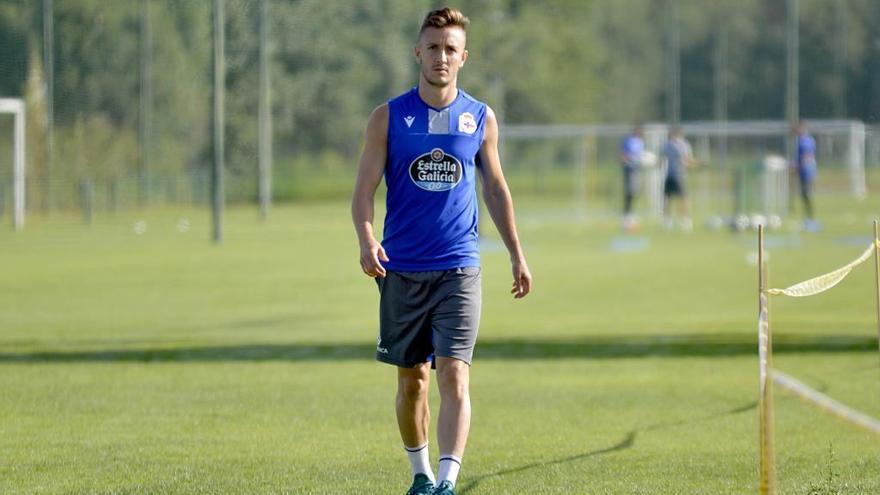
left=511, top=258, right=532, bottom=299
left=360, top=239, right=389, bottom=278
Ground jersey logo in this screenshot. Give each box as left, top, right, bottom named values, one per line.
left=458, top=112, right=477, bottom=134
left=409, top=148, right=463, bottom=192
left=404, top=115, right=415, bottom=128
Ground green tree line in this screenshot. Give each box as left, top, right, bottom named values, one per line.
left=0, top=0, right=879, bottom=204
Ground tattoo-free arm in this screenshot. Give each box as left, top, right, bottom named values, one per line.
left=351, top=104, right=390, bottom=278
left=477, top=106, right=532, bottom=298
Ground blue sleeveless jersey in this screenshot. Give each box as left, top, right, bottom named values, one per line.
left=382, top=87, right=486, bottom=272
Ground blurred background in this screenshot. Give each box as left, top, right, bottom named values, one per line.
left=1, top=0, right=879, bottom=231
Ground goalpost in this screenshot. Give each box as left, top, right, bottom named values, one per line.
left=0, top=98, right=25, bottom=230
left=501, top=120, right=867, bottom=223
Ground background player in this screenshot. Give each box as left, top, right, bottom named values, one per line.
left=620, top=124, right=645, bottom=232
left=661, top=127, right=695, bottom=231
left=794, top=121, right=818, bottom=231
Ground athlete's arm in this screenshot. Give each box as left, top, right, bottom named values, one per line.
left=478, top=106, right=532, bottom=299
left=352, top=104, right=390, bottom=278
left=685, top=141, right=697, bottom=168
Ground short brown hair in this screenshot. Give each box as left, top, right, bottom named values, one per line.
left=419, top=7, right=469, bottom=35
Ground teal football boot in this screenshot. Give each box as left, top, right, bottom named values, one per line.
left=406, top=473, right=434, bottom=495
left=430, top=480, right=456, bottom=495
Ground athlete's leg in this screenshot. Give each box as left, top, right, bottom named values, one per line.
left=435, top=356, right=469, bottom=487
left=801, top=180, right=814, bottom=220
left=397, top=362, right=435, bottom=491
left=680, top=195, right=693, bottom=231
left=662, top=190, right=673, bottom=229
left=435, top=356, right=470, bottom=456
left=623, top=167, right=635, bottom=215
left=397, top=362, right=432, bottom=448
left=430, top=268, right=480, bottom=488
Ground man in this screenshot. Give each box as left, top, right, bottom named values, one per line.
left=661, top=127, right=695, bottom=231
left=620, top=125, right=645, bottom=231
left=794, top=121, right=818, bottom=230
left=351, top=8, right=531, bottom=495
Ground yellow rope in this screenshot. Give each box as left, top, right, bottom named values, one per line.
left=766, top=242, right=876, bottom=297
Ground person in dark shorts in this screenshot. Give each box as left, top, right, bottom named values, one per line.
left=351, top=8, right=531, bottom=495
left=620, top=125, right=645, bottom=231
left=661, top=127, right=695, bottom=231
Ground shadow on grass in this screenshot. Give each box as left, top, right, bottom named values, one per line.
left=0, top=333, right=874, bottom=363
left=457, top=400, right=756, bottom=493
left=457, top=431, right=637, bottom=494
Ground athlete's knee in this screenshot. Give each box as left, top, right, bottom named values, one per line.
left=436, top=359, right=469, bottom=400
left=398, top=369, right=430, bottom=404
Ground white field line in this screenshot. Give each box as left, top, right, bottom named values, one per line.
left=771, top=369, right=880, bottom=435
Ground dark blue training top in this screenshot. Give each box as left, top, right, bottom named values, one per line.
left=621, top=134, right=644, bottom=169
left=382, top=87, right=487, bottom=272
left=796, top=133, right=817, bottom=182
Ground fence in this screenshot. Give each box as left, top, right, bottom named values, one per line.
left=756, top=223, right=880, bottom=494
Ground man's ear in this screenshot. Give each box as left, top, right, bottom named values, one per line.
left=461, top=49, right=468, bottom=67
left=414, top=45, right=421, bottom=64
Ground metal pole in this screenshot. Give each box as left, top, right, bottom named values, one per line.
left=42, top=0, right=53, bottom=213
left=139, top=0, right=153, bottom=207
left=786, top=0, right=799, bottom=216
left=786, top=0, right=799, bottom=129
left=212, top=0, right=225, bottom=243
left=258, top=0, right=272, bottom=221
left=714, top=16, right=729, bottom=216
left=833, top=0, right=847, bottom=119
left=758, top=225, right=776, bottom=495
left=714, top=19, right=729, bottom=127
left=667, top=0, right=681, bottom=126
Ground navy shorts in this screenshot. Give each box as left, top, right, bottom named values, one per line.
left=375, top=267, right=481, bottom=368
left=664, top=176, right=686, bottom=197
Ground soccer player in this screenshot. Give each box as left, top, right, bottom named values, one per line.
left=661, top=127, right=695, bottom=231
left=793, top=121, right=818, bottom=230
left=620, top=125, right=645, bottom=231
left=351, top=8, right=532, bottom=495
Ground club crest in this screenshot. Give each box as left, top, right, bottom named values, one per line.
left=458, top=112, right=477, bottom=135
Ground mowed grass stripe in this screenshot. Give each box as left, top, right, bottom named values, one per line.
left=1, top=199, right=879, bottom=493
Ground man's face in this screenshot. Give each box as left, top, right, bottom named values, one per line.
left=415, top=26, right=468, bottom=88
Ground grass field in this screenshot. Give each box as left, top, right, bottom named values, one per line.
left=1, top=195, right=879, bottom=494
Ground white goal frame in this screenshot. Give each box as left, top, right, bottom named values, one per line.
left=502, top=119, right=868, bottom=219
left=0, top=98, right=25, bottom=230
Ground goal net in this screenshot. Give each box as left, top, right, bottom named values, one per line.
left=500, top=120, right=868, bottom=225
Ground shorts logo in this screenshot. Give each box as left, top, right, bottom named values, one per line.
left=458, top=112, right=477, bottom=134
left=377, top=336, right=389, bottom=354
left=409, top=148, right=462, bottom=192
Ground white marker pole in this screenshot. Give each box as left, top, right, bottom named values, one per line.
left=758, top=225, right=776, bottom=495
left=0, top=98, right=26, bottom=230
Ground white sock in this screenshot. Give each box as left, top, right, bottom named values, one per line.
left=404, top=443, right=434, bottom=482
left=438, top=454, right=462, bottom=486
left=681, top=217, right=693, bottom=232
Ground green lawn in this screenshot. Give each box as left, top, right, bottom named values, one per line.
left=1, top=197, right=879, bottom=494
